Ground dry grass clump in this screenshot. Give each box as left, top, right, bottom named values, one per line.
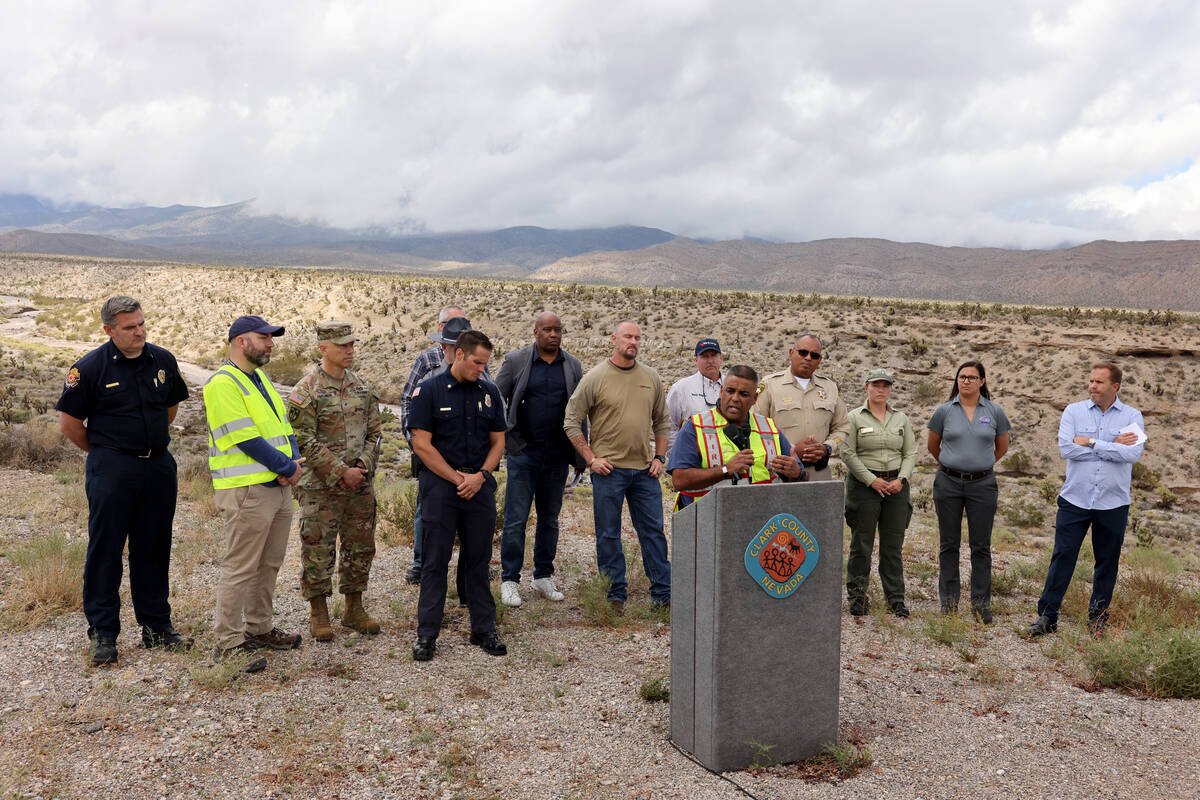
left=1, top=532, right=85, bottom=628
left=0, top=418, right=75, bottom=471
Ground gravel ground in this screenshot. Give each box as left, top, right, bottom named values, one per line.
left=0, top=466, right=1197, bottom=800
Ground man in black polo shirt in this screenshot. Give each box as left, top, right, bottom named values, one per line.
left=56, top=296, right=192, bottom=665
left=408, top=329, right=507, bottom=662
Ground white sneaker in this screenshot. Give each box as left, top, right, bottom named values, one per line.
left=500, top=581, right=522, bottom=607
left=531, top=577, right=565, bottom=602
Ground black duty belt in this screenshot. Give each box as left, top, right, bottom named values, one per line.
left=454, top=467, right=479, bottom=473
left=939, top=466, right=993, bottom=481
left=98, top=445, right=168, bottom=459
left=874, top=469, right=901, bottom=480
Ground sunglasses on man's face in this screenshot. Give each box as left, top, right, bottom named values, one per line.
left=793, top=348, right=822, bottom=360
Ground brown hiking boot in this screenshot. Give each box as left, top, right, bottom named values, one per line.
left=342, top=592, right=380, bottom=635
left=309, top=596, right=334, bottom=642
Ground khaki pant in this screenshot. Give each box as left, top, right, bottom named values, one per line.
left=213, top=483, right=294, bottom=649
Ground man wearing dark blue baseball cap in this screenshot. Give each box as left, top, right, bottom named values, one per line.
left=666, top=338, right=724, bottom=446
left=204, top=313, right=305, bottom=673
left=227, top=315, right=286, bottom=340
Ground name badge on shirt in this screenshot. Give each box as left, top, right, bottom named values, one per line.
left=978, top=416, right=993, bottom=425
left=439, top=407, right=452, bottom=411
left=105, top=382, right=120, bottom=388
left=858, top=426, right=874, bottom=434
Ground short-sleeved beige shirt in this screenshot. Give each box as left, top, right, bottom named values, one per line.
left=751, top=370, right=850, bottom=480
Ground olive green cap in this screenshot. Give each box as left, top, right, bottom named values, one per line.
left=865, top=368, right=895, bottom=384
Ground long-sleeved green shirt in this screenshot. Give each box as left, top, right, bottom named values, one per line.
left=840, top=404, right=916, bottom=485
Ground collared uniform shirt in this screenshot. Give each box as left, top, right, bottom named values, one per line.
left=400, top=344, right=493, bottom=441
left=408, top=372, right=505, bottom=471
left=1058, top=397, right=1144, bottom=510
left=666, top=371, right=723, bottom=446
left=751, top=370, right=850, bottom=457
left=926, top=396, right=1011, bottom=473
left=56, top=339, right=189, bottom=450
left=841, top=405, right=916, bottom=485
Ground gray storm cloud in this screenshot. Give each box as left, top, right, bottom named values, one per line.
left=2, top=0, right=1199, bottom=246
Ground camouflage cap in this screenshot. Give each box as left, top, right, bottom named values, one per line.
left=865, top=368, right=895, bottom=384
left=317, top=321, right=356, bottom=344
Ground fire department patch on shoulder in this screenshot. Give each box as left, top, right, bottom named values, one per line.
left=65, top=367, right=81, bottom=390
left=744, top=513, right=819, bottom=598
left=484, top=394, right=492, bottom=407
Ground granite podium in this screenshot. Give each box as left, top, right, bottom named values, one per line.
left=670, top=480, right=844, bottom=772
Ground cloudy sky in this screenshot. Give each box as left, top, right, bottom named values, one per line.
left=3, top=1, right=1199, bottom=247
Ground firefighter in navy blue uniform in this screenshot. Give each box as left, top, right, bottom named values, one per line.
left=55, top=296, right=192, bottom=666
left=408, top=329, right=508, bottom=662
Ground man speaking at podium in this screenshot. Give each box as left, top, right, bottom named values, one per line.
left=667, top=365, right=805, bottom=510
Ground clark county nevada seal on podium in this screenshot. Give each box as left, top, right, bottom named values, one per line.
left=670, top=480, right=844, bottom=772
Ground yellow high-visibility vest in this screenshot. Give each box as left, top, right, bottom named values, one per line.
left=203, top=364, right=294, bottom=489
left=674, top=408, right=784, bottom=511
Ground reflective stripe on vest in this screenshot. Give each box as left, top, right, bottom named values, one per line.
left=203, top=365, right=294, bottom=489
left=673, top=409, right=784, bottom=511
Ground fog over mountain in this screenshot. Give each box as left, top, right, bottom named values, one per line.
left=3, top=194, right=1198, bottom=310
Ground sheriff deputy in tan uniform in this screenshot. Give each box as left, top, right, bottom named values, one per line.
left=752, top=334, right=850, bottom=481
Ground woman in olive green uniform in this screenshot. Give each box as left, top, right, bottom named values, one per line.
left=841, top=368, right=916, bottom=617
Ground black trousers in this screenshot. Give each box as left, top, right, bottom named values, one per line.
left=933, top=469, right=997, bottom=610
left=416, top=472, right=497, bottom=639
left=83, top=447, right=177, bottom=637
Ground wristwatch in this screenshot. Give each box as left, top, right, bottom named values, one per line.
left=1087, top=438, right=1097, bottom=447
left=480, top=468, right=493, bottom=481
left=720, top=465, right=729, bottom=477
left=654, top=454, right=667, bottom=464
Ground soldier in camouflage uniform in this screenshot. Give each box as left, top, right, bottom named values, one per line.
left=287, top=322, right=384, bottom=640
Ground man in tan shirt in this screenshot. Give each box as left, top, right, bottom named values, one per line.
left=564, top=320, right=672, bottom=611
left=752, top=334, right=850, bottom=481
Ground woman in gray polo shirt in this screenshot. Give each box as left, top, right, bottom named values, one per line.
left=926, top=360, right=1010, bottom=623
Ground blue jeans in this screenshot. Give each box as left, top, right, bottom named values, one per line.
left=501, top=450, right=569, bottom=583
left=591, top=467, right=670, bottom=604
left=1037, top=497, right=1128, bottom=622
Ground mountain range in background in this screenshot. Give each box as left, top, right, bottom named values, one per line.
left=2, top=193, right=1199, bottom=310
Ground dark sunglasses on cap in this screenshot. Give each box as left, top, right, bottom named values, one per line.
left=793, top=348, right=822, bottom=360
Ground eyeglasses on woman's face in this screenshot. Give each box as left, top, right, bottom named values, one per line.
left=957, top=374, right=982, bottom=383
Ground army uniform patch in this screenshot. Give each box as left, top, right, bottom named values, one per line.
left=65, top=367, right=81, bottom=389
left=287, top=390, right=312, bottom=408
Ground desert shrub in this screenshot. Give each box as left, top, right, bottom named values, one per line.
left=913, top=378, right=941, bottom=404
left=266, top=343, right=317, bottom=386
left=1001, top=496, right=1047, bottom=529
left=1130, top=462, right=1160, bottom=491
left=1085, top=628, right=1200, bottom=699
left=638, top=676, right=670, bottom=702
left=376, top=478, right=418, bottom=547
left=0, top=418, right=77, bottom=471
left=1155, top=486, right=1178, bottom=509
left=1001, top=451, right=1031, bottom=472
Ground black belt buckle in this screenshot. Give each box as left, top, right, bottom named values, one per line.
left=455, top=467, right=478, bottom=474
left=136, top=449, right=153, bottom=459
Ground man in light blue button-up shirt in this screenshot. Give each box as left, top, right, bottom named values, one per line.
left=1027, top=362, right=1144, bottom=637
